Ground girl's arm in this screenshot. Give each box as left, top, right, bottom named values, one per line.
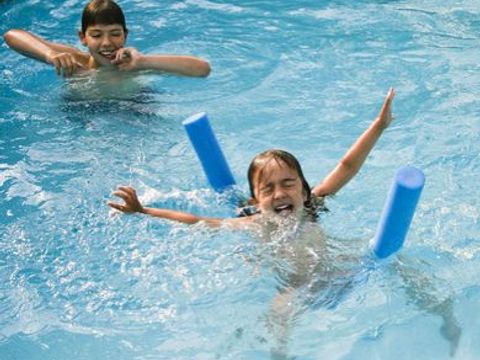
left=3, top=29, right=86, bottom=76
left=111, top=48, right=211, bottom=77
left=312, top=88, right=395, bottom=197
left=108, top=186, right=248, bottom=228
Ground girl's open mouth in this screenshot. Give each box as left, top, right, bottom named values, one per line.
left=274, top=204, right=294, bottom=215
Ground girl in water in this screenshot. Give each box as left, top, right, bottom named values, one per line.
left=108, top=88, right=396, bottom=227
left=108, top=88, right=461, bottom=357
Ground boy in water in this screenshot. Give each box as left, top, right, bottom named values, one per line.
left=3, top=0, right=211, bottom=78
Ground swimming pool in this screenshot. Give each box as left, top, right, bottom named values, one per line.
left=1, top=0, right=480, bottom=358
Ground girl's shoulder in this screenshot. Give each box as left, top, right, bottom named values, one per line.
left=311, top=194, right=329, bottom=213
left=312, top=195, right=325, bottom=205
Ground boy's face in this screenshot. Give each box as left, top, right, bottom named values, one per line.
left=252, top=159, right=307, bottom=217
left=79, top=23, right=126, bottom=67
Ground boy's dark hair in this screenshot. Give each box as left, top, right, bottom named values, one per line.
left=81, top=0, right=127, bottom=34
left=247, top=149, right=320, bottom=219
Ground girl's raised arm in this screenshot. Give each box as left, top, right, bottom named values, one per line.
left=312, top=88, right=395, bottom=197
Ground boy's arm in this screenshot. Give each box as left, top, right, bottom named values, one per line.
left=312, top=88, right=395, bottom=197
left=111, top=48, right=211, bottom=77
left=3, top=29, right=86, bottom=76
left=108, top=186, right=248, bottom=228
left=4, top=29, right=80, bottom=62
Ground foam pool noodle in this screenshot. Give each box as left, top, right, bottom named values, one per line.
left=371, top=166, right=425, bottom=258
left=183, top=112, right=236, bottom=192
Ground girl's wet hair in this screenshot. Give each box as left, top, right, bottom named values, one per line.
left=247, top=149, right=321, bottom=220
left=81, top=0, right=127, bottom=34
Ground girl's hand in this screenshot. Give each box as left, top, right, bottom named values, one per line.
left=108, top=186, right=144, bottom=213
left=46, top=51, right=85, bottom=77
left=376, top=87, right=396, bottom=129
left=111, top=47, right=142, bottom=71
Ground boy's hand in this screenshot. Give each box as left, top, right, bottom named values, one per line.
left=47, top=51, right=86, bottom=77
left=111, top=47, right=142, bottom=71
left=376, top=87, right=396, bottom=129
left=108, top=186, right=144, bottom=213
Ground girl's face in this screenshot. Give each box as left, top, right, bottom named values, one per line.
left=79, top=23, right=126, bottom=67
left=252, top=159, right=307, bottom=217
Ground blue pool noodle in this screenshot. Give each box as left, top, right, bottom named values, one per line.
left=183, top=112, right=236, bottom=192
left=371, top=166, right=425, bottom=259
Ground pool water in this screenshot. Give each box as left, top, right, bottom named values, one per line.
left=1, top=0, right=480, bottom=359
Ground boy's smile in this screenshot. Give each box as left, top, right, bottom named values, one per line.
left=79, top=24, right=126, bottom=67
left=252, top=159, right=307, bottom=217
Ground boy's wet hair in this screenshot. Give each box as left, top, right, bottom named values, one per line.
left=81, top=0, right=127, bottom=34
left=247, top=149, right=320, bottom=220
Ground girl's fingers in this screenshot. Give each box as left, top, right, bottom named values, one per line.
left=108, top=201, right=125, bottom=212
left=110, top=186, right=140, bottom=212
left=387, top=87, right=395, bottom=99
left=118, top=186, right=135, bottom=196
left=112, top=190, right=131, bottom=203
left=380, top=88, right=395, bottom=116
left=386, top=88, right=395, bottom=107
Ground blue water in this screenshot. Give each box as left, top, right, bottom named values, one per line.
left=1, top=0, right=480, bottom=359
